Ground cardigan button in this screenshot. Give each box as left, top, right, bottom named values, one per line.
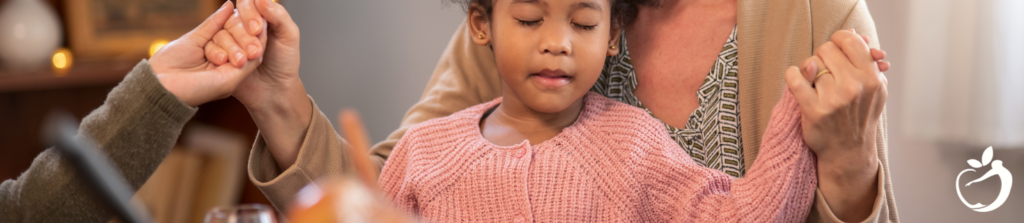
left=514, top=215, right=525, bottom=222
left=514, top=148, right=527, bottom=158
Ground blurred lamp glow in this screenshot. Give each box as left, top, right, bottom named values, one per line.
left=52, top=48, right=72, bottom=76
left=149, top=39, right=169, bottom=58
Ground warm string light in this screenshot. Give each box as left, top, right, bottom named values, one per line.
left=149, top=39, right=170, bottom=58
left=52, top=48, right=72, bottom=77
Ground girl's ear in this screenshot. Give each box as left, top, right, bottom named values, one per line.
left=606, top=21, right=622, bottom=56
left=468, top=3, right=492, bottom=46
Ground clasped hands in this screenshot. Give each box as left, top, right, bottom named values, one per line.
left=149, top=0, right=301, bottom=111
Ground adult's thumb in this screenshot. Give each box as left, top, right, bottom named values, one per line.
left=784, top=66, right=818, bottom=109
left=255, top=0, right=300, bottom=42
left=186, top=1, right=234, bottom=45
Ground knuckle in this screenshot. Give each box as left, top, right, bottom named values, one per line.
left=227, top=15, right=242, bottom=26
left=215, top=30, right=231, bottom=38
left=818, top=42, right=838, bottom=54
left=838, top=35, right=859, bottom=47
left=831, top=29, right=853, bottom=41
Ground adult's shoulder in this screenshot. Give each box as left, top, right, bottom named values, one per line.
left=807, top=0, right=879, bottom=48
left=809, top=0, right=863, bottom=13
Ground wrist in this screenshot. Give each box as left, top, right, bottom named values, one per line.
left=156, top=73, right=201, bottom=107
left=245, top=79, right=312, bottom=170
left=818, top=146, right=878, bottom=182
left=816, top=144, right=880, bottom=222
left=246, top=77, right=308, bottom=120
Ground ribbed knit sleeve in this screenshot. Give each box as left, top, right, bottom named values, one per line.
left=633, top=90, right=817, bottom=222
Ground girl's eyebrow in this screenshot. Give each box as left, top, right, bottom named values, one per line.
left=511, top=0, right=603, bottom=11
left=512, top=0, right=541, bottom=5
left=572, top=1, right=602, bottom=11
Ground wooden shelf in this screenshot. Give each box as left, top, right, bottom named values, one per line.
left=0, top=60, right=137, bottom=93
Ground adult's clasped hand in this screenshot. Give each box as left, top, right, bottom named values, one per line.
left=148, top=1, right=267, bottom=107
left=784, top=29, right=891, bottom=221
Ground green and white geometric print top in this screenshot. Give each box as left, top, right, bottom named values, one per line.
left=591, top=26, right=745, bottom=177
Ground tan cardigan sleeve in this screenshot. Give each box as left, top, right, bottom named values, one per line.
left=247, top=20, right=502, bottom=212
left=0, top=60, right=197, bottom=222
left=807, top=0, right=898, bottom=222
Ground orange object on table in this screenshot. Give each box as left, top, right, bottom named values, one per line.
left=285, top=109, right=414, bottom=223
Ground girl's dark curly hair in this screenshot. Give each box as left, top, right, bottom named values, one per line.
left=448, top=0, right=659, bottom=27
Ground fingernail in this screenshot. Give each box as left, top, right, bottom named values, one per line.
left=249, top=20, right=261, bottom=34
left=218, top=52, right=227, bottom=62
left=235, top=52, right=245, bottom=62
left=805, top=60, right=816, bottom=74
left=267, top=0, right=275, bottom=8
left=849, top=28, right=857, bottom=33
left=248, top=44, right=259, bottom=57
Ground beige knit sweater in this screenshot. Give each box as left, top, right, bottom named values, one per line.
left=0, top=60, right=197, bottom=222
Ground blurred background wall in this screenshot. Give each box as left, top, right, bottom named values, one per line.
left=287, top=0, right=465, bottom=141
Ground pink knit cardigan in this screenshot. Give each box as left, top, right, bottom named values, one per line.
left=379, top=91, right=817, bottom=222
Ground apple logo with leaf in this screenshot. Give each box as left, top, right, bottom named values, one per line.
left=956, top=146, right=1013, bottom=212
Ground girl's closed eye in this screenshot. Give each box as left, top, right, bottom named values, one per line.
left=571, top=12, right=601, bottom=31
left=572, top=22, right=596, bottom=30
left=516, top=19, right=596, bottom=31
left=517, top=19, right=542, bottom=26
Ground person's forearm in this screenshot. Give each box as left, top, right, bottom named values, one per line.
left=817, top=140, right=880, bottom=222
left=247, top=79, right=313, bottom=171
left=0, top=60, right=197, bottom=222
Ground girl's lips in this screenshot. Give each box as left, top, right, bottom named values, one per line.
left=530, top=69, right=572, bottom=89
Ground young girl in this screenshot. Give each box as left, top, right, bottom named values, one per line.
left=377, top=0, right=818, bottom=222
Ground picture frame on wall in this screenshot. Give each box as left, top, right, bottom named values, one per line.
left=65, top=0, right=221, bottom=59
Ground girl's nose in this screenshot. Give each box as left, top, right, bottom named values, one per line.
left=539, top=25, right=572, bottom=56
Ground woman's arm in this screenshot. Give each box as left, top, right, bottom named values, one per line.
left=791, top=0, right=896, bottom=222
left=235, top=2, right=502, bottom=210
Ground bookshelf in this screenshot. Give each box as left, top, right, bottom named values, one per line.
left=0, top=60, right=136, bottom=93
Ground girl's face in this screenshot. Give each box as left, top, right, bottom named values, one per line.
left=481, top=0, right=618, bottom=113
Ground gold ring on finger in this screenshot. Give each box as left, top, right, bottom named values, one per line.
left=813, top=69, right=831, bottom=83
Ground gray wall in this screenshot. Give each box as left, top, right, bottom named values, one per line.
left=868, top=0, right=1024, bottom=221
left=284, top=0, right=465, bottom=142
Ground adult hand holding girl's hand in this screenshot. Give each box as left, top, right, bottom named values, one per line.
left=149, top=1, right=264, bottom=107
left=204, top=0, right=311, bottom=170
left=784, top=30, right=889, bottom=222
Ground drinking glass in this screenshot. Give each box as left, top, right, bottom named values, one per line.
left=204, top=203, right=277, bottom=223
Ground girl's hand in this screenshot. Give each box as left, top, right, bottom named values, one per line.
left=149, top=1, right=263, bottom=107
left=204, top=0, right=310, bottom=170
left=783, top=29, right=888, bottom=222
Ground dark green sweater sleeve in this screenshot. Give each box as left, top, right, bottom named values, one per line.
left=0, top=60, right=197, bottom=222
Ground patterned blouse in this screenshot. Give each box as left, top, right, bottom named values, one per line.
left=591, top=27, right=745, bottom=177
